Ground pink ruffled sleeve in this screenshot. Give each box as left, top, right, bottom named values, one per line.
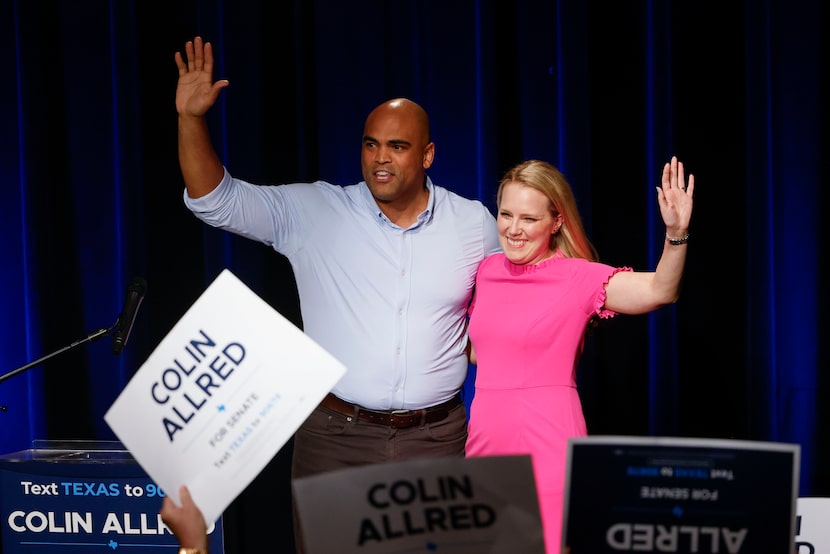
left=595, top=266, right=633, bottom=319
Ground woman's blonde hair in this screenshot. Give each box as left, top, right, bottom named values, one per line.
left=497, top=160, right=598, bottom=261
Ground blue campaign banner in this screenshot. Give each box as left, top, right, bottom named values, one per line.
left=0, top=442, right=224, bottom=553
left=563, top=436, right=799, bottom=554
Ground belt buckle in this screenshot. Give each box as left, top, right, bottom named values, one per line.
left=389, top=409, right=415, bottom=429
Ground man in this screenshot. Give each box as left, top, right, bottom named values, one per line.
left=174, top=36, right=500, bottom=551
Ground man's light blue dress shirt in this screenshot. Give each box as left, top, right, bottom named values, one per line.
left=185, top=169, right=500, bottom=410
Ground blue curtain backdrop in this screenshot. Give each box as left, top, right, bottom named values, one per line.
left=1, top=1, right=826, bottom=551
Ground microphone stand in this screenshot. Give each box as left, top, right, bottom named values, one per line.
left=0, top=322, right=117, bottom=386
left=2, top=276, right=146, bottom=414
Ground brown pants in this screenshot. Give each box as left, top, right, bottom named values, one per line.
left=290, top=398, right=467, bottom=553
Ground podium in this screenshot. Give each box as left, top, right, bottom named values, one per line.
left=0, top=440, right=224, bottom=553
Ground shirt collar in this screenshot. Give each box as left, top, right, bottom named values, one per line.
left=364, top=176, right=435, bottom=229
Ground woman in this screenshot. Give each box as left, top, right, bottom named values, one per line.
left=465, top=157, right=694, bottom=553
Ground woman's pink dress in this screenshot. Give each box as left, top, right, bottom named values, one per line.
left=465, top=251, right=628, bottom=553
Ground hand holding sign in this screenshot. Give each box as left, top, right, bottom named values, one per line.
left=105, top=269, right=348, bottom=526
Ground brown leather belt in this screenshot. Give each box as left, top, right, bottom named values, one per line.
left=320, top=393, right=462, bottom=429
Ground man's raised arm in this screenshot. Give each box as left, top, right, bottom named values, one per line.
left=173, top=36, right=228, bottom=199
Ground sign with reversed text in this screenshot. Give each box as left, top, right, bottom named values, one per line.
left=563, top=436, right=799, bottom=554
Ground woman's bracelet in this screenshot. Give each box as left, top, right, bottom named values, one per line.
left=666, top=232, right=690, bottom=245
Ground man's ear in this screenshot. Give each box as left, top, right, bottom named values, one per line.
left=423, top=142, right=435, bottom=169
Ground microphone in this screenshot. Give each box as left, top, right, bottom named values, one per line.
left=112, top=277, right=147, bottom=355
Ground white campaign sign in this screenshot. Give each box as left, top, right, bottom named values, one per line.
left=293, top=455, right=544, bottom=554
left=105, top=268, right=347, bottom=525
left=796, top=497, right=830, bottom=553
